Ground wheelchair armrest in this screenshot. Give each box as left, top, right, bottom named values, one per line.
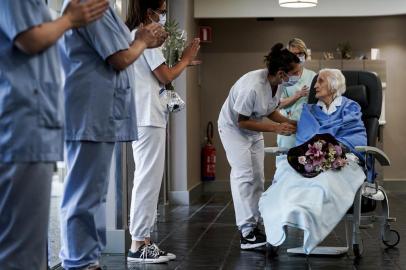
left=355, top=146, right=391, bottom=166
left=264, top=147, right=289, bottom=155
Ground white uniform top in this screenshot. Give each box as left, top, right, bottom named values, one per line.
left=317, top=95, right=343, bottom=115
left=218, top=69, right=282, bottom=137
left=131, top=30, right=168, bottom=128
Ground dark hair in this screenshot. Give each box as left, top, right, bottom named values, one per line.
left=264, top=43, right=300, bottom=75
left=126, top=0, right=165, bottom=31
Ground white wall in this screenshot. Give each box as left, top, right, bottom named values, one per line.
left=195, top=0, right=406, bottom=18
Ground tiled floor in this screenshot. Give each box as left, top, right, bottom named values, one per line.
left=83, top=192, right=406, bottom=270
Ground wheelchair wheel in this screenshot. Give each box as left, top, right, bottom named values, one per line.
left=382, top=229, right=400, bottom=248
left=353, top=242, right=363, bottom=258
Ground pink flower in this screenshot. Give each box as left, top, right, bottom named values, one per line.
left=305, top=141, right=324, bottom=158
left=311, top=156, right=326, bottom=167
left=304, top=163, right=314, bottom=172
left=332, top=157, right=347, bottom=169
left=334, top=145, right=343, bottom=156
left=298, top=156, right=307, bottom=165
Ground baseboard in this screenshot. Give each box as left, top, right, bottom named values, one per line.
left=202, top=179, right=231, bottom=193
left=104, top=229, right=130, bottom=254
left=169, top=182, right=203, bottom=205
left=382, top=179, right=406, bottom=192
left=202, top=179, right=272, bottom=193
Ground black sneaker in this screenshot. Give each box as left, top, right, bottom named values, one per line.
left=151, top=243, right=176, bottom=260
left=240, top=228, right=267, bottom=250
left=127, top=244, right=169, bottom=264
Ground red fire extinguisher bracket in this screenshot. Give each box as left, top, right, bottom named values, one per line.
left=201, top=122, right=216, bottom=181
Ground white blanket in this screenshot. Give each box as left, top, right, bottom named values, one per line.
left=259, top=154, right=365, bottom=254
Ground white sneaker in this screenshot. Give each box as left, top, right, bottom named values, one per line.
left=362, top=184, right=385, bottom=201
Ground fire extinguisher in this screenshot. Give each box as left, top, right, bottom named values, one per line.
left=202, top=121, right=216, bottom=181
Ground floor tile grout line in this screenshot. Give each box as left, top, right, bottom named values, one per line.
left=218, top=230, right=239, bottom=270
left=173, top=200, right=233, bottom=270
left=158, top=195, right=216, bottom=246
left=183, top=195, right=216, bottom=221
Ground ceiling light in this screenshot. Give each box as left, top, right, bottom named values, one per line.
left=279, top=0, right=318, bottom=8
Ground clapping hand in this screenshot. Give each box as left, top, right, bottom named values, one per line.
left=181, top=38, right=201, bottom=65
left=64, top=0, right=109, bottom=28
left=136, top=23, right=168, bottom=48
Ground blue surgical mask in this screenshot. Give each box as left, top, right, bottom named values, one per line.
left=282, top=74, right=300, bottom=87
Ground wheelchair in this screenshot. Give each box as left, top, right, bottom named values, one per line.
left=265, top=70, right=400, bottom=258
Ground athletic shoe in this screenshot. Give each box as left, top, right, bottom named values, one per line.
left=127, top=244, right=169, bottom=263
left=240, top=228, right=267, bottom=250
left=151, top=243, right=176, bottom=260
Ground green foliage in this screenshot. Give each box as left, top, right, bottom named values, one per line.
left=337, top=41, right=352, bottom=59
left=162, top=19, right=187, bottom=67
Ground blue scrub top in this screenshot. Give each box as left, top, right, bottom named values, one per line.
left=60, top=2, right=137, bottom=142
left=0, top=0, right=64, bottom=162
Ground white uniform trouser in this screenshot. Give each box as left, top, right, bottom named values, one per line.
left=129, top=126, right=166, bottom=241
left=218, top=126, right=265, bottom=231
left=60, top=141, right=115, bottom=270
left=0, top=162, right=53, bottom=270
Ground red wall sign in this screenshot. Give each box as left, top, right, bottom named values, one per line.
left=199, top=26, right=212, bottom=43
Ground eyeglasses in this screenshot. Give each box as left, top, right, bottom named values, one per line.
left=293, top=52, right=306, bottom=57
left=153, top=9, right=167, bottom=15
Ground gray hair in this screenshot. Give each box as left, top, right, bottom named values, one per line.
left=319, top=68, right=346, bottom=97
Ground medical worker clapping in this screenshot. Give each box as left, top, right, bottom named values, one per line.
left=0, top=0, right=108, bottom=269
left=58, top=1, right=167, bottom=269
left=125, top=0, right=200, bottom=263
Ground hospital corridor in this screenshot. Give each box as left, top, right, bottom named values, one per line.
left=1, top=0, right=406, bottom=269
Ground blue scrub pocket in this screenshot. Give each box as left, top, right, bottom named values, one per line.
left=113, top=87, right=131, bottom=120
left=35, top=82, right=63, bottom=128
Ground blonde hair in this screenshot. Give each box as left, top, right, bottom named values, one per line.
left=319, top=68, right=346, bottom=97
left=288, top=38, right=308, bottom=59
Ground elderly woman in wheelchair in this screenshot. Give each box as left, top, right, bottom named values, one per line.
left=259, top=68, right=399, bottom=257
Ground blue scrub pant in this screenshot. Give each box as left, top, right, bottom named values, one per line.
left=0, top=162, right=53, bottom=270
left=59, top=141, right=115, bottom=270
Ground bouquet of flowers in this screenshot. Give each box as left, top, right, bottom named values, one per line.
left=159, top=19, right=186, bottom=112
left=287, top=133, right=348, bottom=178
left=162, top=19, right=186, bottom=69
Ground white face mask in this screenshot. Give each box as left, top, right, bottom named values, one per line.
left=282, top=74, right=300, bottom=87
left=298, top=55, right=306, bottom=64
left=158, top=14, right=167, bottom=26
left=151, top=10, right=167, bottom=26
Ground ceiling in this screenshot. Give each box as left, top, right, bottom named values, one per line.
left=194, top=0, right=406, bottom=18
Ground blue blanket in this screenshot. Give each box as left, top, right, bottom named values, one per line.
left=259, top=97, right=368, bottom=254
left=296, top=97, right=367, bottom=160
